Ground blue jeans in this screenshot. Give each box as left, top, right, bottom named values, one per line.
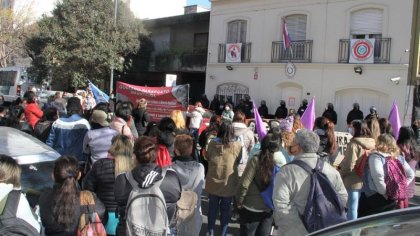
left=208, top=194, right=232, bottom=236
left=347, top=189, right=361, bottom=220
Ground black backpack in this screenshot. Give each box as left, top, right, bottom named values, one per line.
left=0, top=190, right=39, bottom=236
left=291, top=159, right=347, bottom=233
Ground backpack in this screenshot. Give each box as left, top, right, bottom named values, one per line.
left=0, top=190, right=39, bottom=236
left=236, top=133, right=248, bottom=164
left=77, top=191, right=106, bottom=236
left=125, top=170, right=169, bottom=236
left=291, top=159, right=347, bottom=233
left=384, top=156, right=407, bottom=201
left=255, top=164, right=281, bottom=210
left=175, top=190, right=198, bottom=226
left=354, top=149, right=371, bottom=177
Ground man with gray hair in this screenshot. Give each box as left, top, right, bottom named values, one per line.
left=272, top=129, right=347, bottom=235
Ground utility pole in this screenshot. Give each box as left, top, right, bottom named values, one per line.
left=110, top=0, right=118, bottom=95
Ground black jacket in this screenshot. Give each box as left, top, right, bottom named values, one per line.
left=82, top=158, right=118, bottom=212
left=322, top=109, right=338, bottom=125
left=132, top=108, right=150, bottom=136
left=258, top=105, right=269, bottom=118
left=275, top=105, right=288, bottom=119
left=346, top=109, right=364, bottom=125
left=114, top=164, right=181, bottom=236
left=39, top=186, right=107, bottom=236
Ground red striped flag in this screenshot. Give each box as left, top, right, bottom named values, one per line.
left=282, top=17, right=292, bottom=49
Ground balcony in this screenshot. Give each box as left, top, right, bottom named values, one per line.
left=218, top=43, right=252, bottom=63
left=338, top=38, right=391, bottom=64
left=154, top=51, right=207, bottom=72
left=271, top=40, right=313, bottom=63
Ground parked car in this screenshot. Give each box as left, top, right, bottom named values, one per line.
left=0, top=127, right=60, bottom=206
left=309, top=206, right=420, bottom=236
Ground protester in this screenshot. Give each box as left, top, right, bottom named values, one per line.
left=274, top=100, right=288, bottom=119
left=0, top=105, right=8, bottom=126
left=132, top=98, right=150, bottom=136
left=83, top=110, right=118, bottom=164
left=322, top=103, right=337, bottom=125
left=205, top=121, right=242, bottom=236
left=297, top=99, right=308, bottom=117
left=236, top=134, right=280, bottom=236
left=221, top=103, right=234, bottom=122
left=83, top=91, right=96, bottom=117
left=172, top=134, right=205, bottom=236
left=209, top=94, right=221, bottom=115
left=379, top=117, right=394, bottom=136
left=170, top=109, right=189, bottom=135
left=186, top=101, right=205, bottom=143
left=367, top=117, right=381, bottom=142
left=46, top=97, right=90, bottom=162
left=52, top=91, right=67, bottom=117
left=232, top=111, right=255, bottom=176
left=33, top=107, right=58, bottom=143
left=0, top=154, right=41, bottom=233
left=6, top=105, right=31, bottom=133
left=279, top=116, right=295, bottom=156
left=110, top=102, right=134, bottom=140
left=273, top=129, right=347, bottom=235
left=157, top=117, right=177, bottom=166
left=200, top=94, right=210, bottom=109
left=314, top=116, right=338, bottom=164
left=340, top=119, right=375, bottom=220
left=397, top=127, right=420, bottom=204
left=292, top=114, right=305, bottom=133
left=358, top=134, right=414, bottom=217
left=258, top=100, right=269, bottom=118
left=82, top=135, right=134, bottom=235
left=39, top=155, right=107, bottom=235
left=23, top=91, right=43, bottom=128
left=198, top=115, right=222, bottom=174
left=114, top=136, right=181, bottom=236
left=346, top=103, right=364, bottom=128
left=269, top=127, right=290, bottom=166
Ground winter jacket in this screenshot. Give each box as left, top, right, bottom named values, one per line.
left=340, top=137, right=376, bottom=190
left=46, top=114, right=90, bottom=161
left=0, top=183, right=40, bottom=233
left=273, top=153, right=348, bottom=236
left=82, top=158, right=118, bottom=212
left=362, top=152, right=414, bottom=197
left=132, top=108, right=149, bottom=135
left=233, top=122, right=255, bottom=175
left=221, top=109, right=234, bottom=121
left=275, top=106, right=288, bottom=119
left=110, top=117, right=133, bottom=140
left=346, top=109, right=364, bottom=125
left=399, top=143, right=418, bottom=198
left=33, top=120, right=53, bottom=143
left=82, top=127, right=118, bottom=163
left=172, top=156, right=205, bottom=236
left=322, top=109, right=338, bottom=125
left=258, top=105, right=269, bottom=118
left=236, top=156, right=272, bottom=212
left=39, top=186, right=107, bottom=236
left=24, top=103, right=43, bottom=128
left=186, top=107, right=205, bottom=129
left=114, top=164, right=182, bottom=236
left=205, top=138, right=242, bottom=197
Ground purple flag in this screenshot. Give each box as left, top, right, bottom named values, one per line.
left=388, top=101, right=401, bottom=139
left=301, top=97, right=315, bottom=130
left=253, top=101, right=267, bottom=141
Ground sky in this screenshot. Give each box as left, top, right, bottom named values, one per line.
left=187, top=0, right=211, bottom=8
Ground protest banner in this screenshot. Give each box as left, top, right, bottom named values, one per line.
left=116, top=81, right=189, bottom=122
left=333, top=131, right=353, bottom=167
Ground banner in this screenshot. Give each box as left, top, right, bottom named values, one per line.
left=116, top=81, right=189, bottom=122
left=333, top=131, right=353, bottom=167
left=349, top=39, right=375, bottom=64
left=301, top=97, right=315, bottom=130
left=225, top=43, right=242, bottom=63
left=88, top=80, right=109, bottom=103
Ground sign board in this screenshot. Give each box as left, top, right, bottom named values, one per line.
left=225, top=43, right=242, bottom=63
left=333, top=131, right=353, bottom=167
left=116, top=81, right=188, bottom=122
left=349, top=39, right=375, bottom=64
left=165, top=74, right=177, bottom=87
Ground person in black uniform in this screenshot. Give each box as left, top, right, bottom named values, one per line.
left=346, top=102, right=364, bottom=126
left=322, top=103, right=338, bottom=125
left=297, top=99, right=308, bottom=117
left=275, top=100, right=288, bottom=119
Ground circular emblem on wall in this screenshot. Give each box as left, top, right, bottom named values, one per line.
left=285, top=62, right=296, bottom=79
left=352, top=40, right=374, bottom=61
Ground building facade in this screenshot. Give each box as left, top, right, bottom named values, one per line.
left=206, top=0, right=413, bottom=131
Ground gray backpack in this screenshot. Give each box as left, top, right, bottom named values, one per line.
left=125, top=170, right=168, bottom=236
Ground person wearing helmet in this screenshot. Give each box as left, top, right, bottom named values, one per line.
left=297, top=99, right=308, bottom=117
left=322, top=103, right=338, bottom=125
left=258, top=100, right=269, bottom=118
left=365, top=106, right=379, bottom=120
left=346, top=103, right=364, bottom=126
left=275, top=100, right=288, bottom=119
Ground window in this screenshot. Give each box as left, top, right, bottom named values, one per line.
left=193, top=33, right=208, bottom=53
left=285, top=14, right=307, bottom=41
left=227, top=20, right=247, bottom=43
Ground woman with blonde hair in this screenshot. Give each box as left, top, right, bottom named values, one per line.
left=358, top=134, right=414, bottom=217
left=367, top=117, right=381, bottom=142
left=292, top=114, right=304, bottom=133
left=132, top=98, right=150, bottom=136
left=170, top=109, right=189, bottom=135
left=0, top=155, right=40, bottom=234
left=82, top=134, right=134, bottom=235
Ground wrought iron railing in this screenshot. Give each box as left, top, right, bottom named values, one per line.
left=338, top=38, right=391, bottom=64
left=218, top=43, right=252, bottom=63
left=271, top=40, right=313, bottom=63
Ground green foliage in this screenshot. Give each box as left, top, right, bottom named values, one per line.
left=26, top=0, right=145, bottom=88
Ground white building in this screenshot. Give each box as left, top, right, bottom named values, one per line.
left=205, top=0, right=413, bottom=131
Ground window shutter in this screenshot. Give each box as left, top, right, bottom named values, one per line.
left=351, top=9, right=383, bottom=35
left=227, top=20, right=247, bottom=43
left=285, top=14, right=307, bottom=41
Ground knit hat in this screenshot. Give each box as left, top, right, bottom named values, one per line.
left=279, top=116, right=294, bottom=132
left=91, top=110, right=109, bottom=127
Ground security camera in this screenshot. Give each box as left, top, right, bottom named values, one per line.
left=390, top=77, right=401, bottom=82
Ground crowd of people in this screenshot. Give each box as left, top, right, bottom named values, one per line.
left=0, top=91, right=419, bottom=236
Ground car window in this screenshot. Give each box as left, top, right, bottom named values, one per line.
left=20, top=161, right=55, bottom=194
